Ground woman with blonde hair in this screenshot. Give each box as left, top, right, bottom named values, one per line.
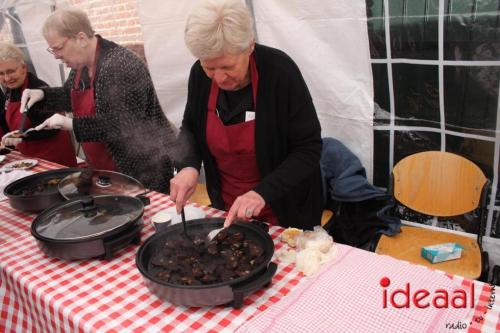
left=0, top=42, right=76, bottom=166
left=170, top=0, right=323, bottom=229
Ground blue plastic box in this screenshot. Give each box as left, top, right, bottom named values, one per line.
left=421, top=243, right=464, bottom=264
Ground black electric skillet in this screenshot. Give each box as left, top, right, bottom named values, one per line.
left=4, top=168, right=83, bottom=212
left=136, top=217, right=277, bottom=308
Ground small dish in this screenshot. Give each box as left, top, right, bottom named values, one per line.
left=2, top=159, right=38, bottom=170
left=162, top=205, right=206, bottom=225
left=150, top=210, right=172, bottom=232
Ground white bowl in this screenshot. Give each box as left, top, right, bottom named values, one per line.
left=151, top=211, right=172, bottom=232
left=162, top=205, right=206, bottom=225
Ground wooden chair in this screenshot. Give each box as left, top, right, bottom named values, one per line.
left=375, top=151, right=490, bottom=280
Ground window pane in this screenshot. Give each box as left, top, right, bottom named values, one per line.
left=373, top=64, right=390, bottom=125
left=446, top=135, right=494, bottom=178
left=373, top=129, right=390, bottom=187
left=394, top=130, right=441, bottom=163
left=444, top=66, right=499, bottom=136
left=389, top=0, right=439, bottom=59
left=366, top=0, right=387, bottom=58
left=393, top=63, right=440, bottom=127
left=444, top=0, right=500, bottom=61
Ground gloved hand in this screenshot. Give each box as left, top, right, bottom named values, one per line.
left=35, top=114, right=73, bottom=131
left=20, top=89, right=44, bottom=112
left=1, top=130, right=23, bottom=147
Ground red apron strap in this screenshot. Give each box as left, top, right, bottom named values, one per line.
left=205, top=51, right=278, bottom=225
left=71, top=39, right=117, bottom=171
left=73, top=40, right=99, bottom=90
left=207, top=80, right=219, bottom=114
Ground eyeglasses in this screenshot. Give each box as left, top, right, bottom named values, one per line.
left=46, top=38, right=69, bottom=55
left=0, top=66, right=20, bottom=77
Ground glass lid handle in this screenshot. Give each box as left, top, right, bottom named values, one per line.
left=79, top=196, right=97, bottom=216
left=96, top=175, right=111, bottom=187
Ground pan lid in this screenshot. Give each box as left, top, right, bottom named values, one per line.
left=58, top=169, right=145, bottom=200
left=33, top=195, right=144, bottom=241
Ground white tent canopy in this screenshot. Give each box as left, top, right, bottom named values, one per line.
left=138, top=0, right=374, bottom=179
left=0, top=0, right=63, bottom=86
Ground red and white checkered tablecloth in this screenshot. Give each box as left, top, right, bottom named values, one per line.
left=0, top=205, right=299, bottom=332
left=236, top=244, right=500, bottom=333
left=0, top=152, right=303, bottom=332
left=1, top=153, right=499, bottom=332
left=0, top=151, right=67, bottom=245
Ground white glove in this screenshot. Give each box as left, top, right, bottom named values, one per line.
left=35, top=114, right=73, bottom=131
left=1, top=130, right=23, bottom=147
left=20, top=89, right=44, bottom=112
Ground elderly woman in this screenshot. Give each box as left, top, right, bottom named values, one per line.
left=170, top=0, right=323, bottom=229
left=20, top=8, right=177, bottom=193
left=0, top=43, right=76, bottom=166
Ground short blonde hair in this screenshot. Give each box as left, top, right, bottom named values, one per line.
left=0, top=43, right=25, bottom=64
left=42, top=7, right=95, bottom=39
left=185, top=0, right=254, bottom=59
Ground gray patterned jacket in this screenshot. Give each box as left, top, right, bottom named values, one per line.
left=42, top=36, right=176, bottom=193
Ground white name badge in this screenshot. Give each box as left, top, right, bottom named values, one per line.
left=245, top=111, right=255, bottom=122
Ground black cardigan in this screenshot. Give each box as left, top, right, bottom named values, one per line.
left=42, top=37, right=177, bottom=193
left=178, top=44, right=324, bottom=230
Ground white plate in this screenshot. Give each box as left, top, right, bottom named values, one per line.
left=2, top=158, right=38, bottom=170
left=0, top=155, right=5, bottom=164
left=157, top=205, right=207, bottom=225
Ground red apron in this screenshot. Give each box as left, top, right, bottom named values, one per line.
left=71, top=41, right=117, bottom=171
left=5, top=77, right=77, bottom=167
left=206, top=54, right=278, bottom=225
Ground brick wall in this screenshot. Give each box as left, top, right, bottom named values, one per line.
left=67, top=0, right=146, bottom=61
left=0, top=1, right=146, bottom=61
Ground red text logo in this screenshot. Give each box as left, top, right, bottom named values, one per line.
left=380, top=277, right=475, bottom=309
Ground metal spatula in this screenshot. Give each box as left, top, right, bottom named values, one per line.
left=20, top=127, right=38, bottom=137
left=206, top=226, right=225, bottom=243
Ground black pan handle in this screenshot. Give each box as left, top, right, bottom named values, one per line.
left=231, top=262, right=277, bottom=309
left=250, top=219, right=269, bottom=233
left=135, top=191, right=151, bottom=206
left=102, top=224, right=143, bottom=259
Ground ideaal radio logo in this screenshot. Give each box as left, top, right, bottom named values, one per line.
left=380, top=277, right=496, bottom=330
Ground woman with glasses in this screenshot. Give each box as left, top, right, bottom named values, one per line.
left=0, top=42, right=77, bottom=166
left=20, top=7, right=177, bottom=193
left=169, top=0, right=323, bottom=229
